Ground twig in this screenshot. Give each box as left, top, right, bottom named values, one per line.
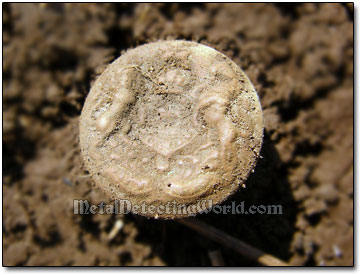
left=107, top=219, right=124, bottom=241
left=177, top=218, right=289, bottom=266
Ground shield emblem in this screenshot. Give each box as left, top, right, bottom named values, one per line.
left=135, top=93, right=199, bottom=157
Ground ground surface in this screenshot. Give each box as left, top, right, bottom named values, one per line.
left=3, top=3, right=353, bottom=266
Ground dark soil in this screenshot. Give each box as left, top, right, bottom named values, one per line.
left=3, top=3, right=353, bottom=266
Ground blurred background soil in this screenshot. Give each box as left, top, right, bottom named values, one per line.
left=3, top=3, right=353, bottom=266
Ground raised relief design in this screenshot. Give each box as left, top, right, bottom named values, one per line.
left=90, top=54, right=239, bottom=198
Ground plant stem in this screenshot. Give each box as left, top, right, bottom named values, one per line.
left=178, top=218, right=290, bottom=266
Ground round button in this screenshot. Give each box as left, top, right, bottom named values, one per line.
left=79, top=40, right=264, bottom=219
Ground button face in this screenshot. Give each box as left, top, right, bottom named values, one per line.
left=79, top=40, right=264, bottom=219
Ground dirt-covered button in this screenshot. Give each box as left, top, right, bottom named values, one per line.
left=79, top=40, right=264, bottom=219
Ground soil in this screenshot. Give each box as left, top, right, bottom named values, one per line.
left=3, top=3, right=353, bottom=266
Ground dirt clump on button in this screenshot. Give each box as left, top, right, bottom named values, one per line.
left=3, top=3, right=353, bottom=266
